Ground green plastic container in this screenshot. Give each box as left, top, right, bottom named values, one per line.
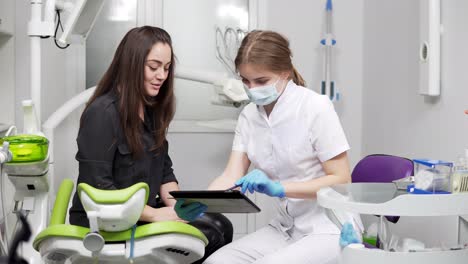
left=0, top=134, right=49, bottom=162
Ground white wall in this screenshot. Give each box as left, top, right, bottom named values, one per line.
left=362, top=0, right=467, bottom=246
left=362, top=0, right=468, bottom=162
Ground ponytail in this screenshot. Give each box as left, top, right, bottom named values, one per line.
left=236, top=30, right=306, bottom=87
left=291, top=66, right=306, bottom=87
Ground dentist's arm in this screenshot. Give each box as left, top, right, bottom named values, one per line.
left=236, top=152, right=350, bottom=199
left=282, top=151, right=351, bottom=199
left=208, top=151, right=251, bottom=190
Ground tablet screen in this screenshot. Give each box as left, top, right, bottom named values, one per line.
left=169, top=190, right=261, bottom=213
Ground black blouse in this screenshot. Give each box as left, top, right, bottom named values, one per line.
left=69, top=91, right=177, bottom=227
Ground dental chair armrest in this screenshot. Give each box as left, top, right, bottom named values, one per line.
left=188, top=213, right=233, bottom=263
left=50, top=179, right=74, bottom=225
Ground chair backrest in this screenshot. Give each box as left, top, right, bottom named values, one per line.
left=352, top=154, right=414, bottom=183
left=78, top=182, right=149, bottom=232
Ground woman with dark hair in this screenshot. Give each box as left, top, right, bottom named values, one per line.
left=202, top=30, right=351, bottom=263
left=69, top=26, right=232, bottom=263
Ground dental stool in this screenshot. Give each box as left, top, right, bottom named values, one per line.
left=33, top=179, right=208, bottom=264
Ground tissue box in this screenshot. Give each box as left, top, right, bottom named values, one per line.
left=413, top=159, right=452, bottom=193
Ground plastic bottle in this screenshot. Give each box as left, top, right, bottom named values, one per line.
left=451, top=149, right=468, bottom=193
left=22, top=100, right=39, bottom=135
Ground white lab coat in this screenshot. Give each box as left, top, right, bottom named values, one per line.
left=205, top=81, right=349, bottom=264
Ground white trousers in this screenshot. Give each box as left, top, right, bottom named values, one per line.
left=203, top=225, right=340, bottom=264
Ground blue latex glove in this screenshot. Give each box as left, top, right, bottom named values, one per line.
left=339, top=222, right=361, bottom=248
left=174, top=199, right=207, bottom=222
left=235, top=169, right=285, bottom=198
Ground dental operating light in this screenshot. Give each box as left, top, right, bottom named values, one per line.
left=58, top=0, right=105, bottom=45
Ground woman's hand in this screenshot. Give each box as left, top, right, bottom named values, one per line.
left=149, top=206, right=187, bottom=223
left=174, top=199, right=207, bottom=222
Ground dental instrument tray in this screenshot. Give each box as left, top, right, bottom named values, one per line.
left=169, top=190, right=261, bottom=213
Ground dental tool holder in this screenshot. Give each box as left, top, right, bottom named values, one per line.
left=0, top=142, right=12, bottom=164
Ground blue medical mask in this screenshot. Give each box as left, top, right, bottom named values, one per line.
left=244, top=79, right=281, bottom=106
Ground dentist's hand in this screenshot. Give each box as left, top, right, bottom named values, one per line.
left=174, top=199, right=207, bottom=222
left=339, top=222, right=361, bottom=248
left=235, top=169, right=285, bottom=198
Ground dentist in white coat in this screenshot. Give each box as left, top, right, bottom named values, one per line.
left=202, top=30, right=352, bottom=264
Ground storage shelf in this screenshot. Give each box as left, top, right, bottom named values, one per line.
left=317, top=183, right=468, bottom=216
left=341, top=244, right=468, bottom=264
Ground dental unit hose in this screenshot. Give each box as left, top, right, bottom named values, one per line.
left=0, top=142, right=12, bottom=164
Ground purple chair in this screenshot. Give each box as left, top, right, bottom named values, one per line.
left=352, top=154, right=414, bottom=224
left=352, top=154, right=414, bottom=183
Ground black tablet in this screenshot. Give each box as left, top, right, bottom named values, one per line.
left=169, top=190, right=261, bottom=213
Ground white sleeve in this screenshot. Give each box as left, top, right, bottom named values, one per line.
left=309, top=98, right=350, bottom=162
left=232, top=111, right=248, bottom=153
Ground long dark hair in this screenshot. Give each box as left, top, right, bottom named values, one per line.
left=235, top=30, right=306, bottom=86
left=84, top=26, right=175, bottom=156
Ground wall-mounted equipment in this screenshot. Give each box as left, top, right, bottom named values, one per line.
left=419, top=0, right=442, bottom=96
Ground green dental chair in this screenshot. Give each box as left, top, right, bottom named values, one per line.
left=33, top=179, right=208, bottom=264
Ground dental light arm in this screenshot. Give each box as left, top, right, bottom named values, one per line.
left=175, top=66, right=249, bottom=108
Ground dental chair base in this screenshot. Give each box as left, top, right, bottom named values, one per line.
left=37, top=231, right=205, bottom=264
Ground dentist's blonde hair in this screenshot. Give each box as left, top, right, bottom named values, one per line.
left=235, top=30, right=306, bottom=86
